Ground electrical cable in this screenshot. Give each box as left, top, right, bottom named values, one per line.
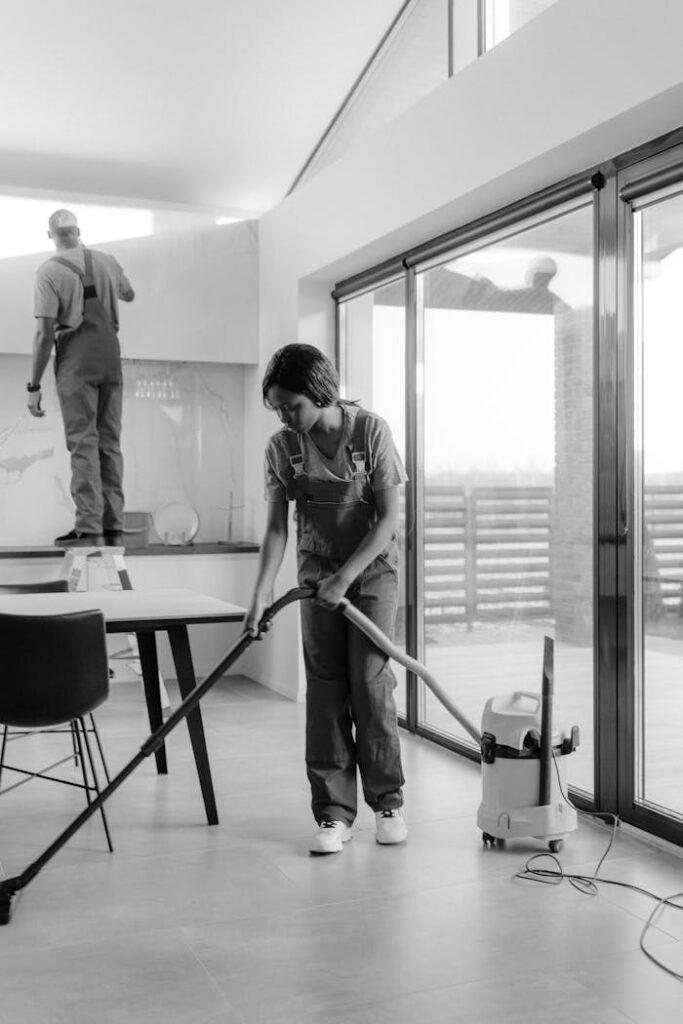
left=513, top=751, right=683, bottom=980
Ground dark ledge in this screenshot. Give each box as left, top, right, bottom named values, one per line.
left=0, top=542, right=259, bottom=559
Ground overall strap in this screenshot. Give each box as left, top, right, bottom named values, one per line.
left=349, top=408, right=371, bottom=480
left=82, top=248, right=98, bottom=297
left=283, top=429, right=305, bottom=498
left=49, top=249, right=97, bottom=299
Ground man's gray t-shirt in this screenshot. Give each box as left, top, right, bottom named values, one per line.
left=264, top=403, right=407, bottom=504
left=34, top=246, right=132, bottom=339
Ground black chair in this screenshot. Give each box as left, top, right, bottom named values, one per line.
left=0, top=607, right=114, bottom=851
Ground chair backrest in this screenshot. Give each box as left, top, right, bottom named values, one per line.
left=0, top=580, right=70, bottom=594
left=0, top=610, right=109, bottom=727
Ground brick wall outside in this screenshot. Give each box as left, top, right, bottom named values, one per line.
left=552, top=307, right=594, bottom=644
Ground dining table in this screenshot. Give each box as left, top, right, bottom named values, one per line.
left=0, top=587, right=246, bottom=825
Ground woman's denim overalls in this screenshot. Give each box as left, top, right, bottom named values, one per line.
left=285, top=408, right=405, bottom=825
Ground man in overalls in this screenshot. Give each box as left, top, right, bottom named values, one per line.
left=27, top=209, right=135, bottom=546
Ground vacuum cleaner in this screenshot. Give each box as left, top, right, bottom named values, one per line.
left=0, top=587, right=578, bottom=925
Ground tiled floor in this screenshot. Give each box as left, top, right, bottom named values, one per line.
left=1, top=675, right=682, bottom=1023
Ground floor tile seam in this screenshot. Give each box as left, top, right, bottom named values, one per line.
left=8, top=833, right=296, bottom=879
left=570, top=868, right=683, bottom=940
left=272, top=964, right=642, bottom=1024
left=185, top=940, right=242, bottom=1014
left=582, top=870, right=683, bottom=930
left=0, top=920, right=228, bottom=965
left=538, top=965, right=647, bottom=1024
left=609, top=891, right=683, bottom=942
left=282, top=870, right=519, bottom=913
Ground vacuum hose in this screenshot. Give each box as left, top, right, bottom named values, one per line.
left=261, top=587, right=481, bottom=744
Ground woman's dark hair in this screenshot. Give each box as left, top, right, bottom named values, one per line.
left=262, top=344, right=339, bottom=408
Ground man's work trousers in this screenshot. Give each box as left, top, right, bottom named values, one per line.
left=299, top=551, right=405, bottom=826
left=56, top=377, right=124, bottom=535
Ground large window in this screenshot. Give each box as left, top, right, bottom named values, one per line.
left=632, top=187, right=683, bottom=821
left=338, top=133, right=683, bottom=847
left=417, top=202, right=595, bottom=794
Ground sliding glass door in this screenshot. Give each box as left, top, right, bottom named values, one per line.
left=337, top=138, right=683, bottom=844
left=416, top=201, right=595, bottom=795
left=624, top=164, right=683, bottom=831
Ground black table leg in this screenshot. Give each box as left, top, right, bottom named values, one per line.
left=136, top=631, right=167, bottom=774
left=167, top=625, right=219, bottom=825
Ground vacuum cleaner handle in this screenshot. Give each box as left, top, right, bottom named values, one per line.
left=259, top=588, right=481, bottom=744
left=338, top=597, right=481, bottom=744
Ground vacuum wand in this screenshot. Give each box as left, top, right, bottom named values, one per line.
left=337, top=597, right=482, bottom=744
left=538, top=635, right=554, bottom=808
left=262, top=589, right=481, bottom=742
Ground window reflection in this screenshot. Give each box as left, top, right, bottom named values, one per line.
left=636, top=193, right=683, bottom=818
left=420, top=203, right=595, bottom=796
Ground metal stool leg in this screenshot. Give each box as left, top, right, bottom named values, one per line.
left=88, top=713, right=112, bottom=785
left=0, top=725, right=8, bottom=791
left=74, top=718, right=114, bottom=853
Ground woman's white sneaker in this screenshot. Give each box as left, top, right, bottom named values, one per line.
left=375, top=809, right=408, bottom=845
left=309, top=820, right=352, bottom=854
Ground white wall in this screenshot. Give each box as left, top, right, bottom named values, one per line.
left=0, top=216, right=258, bottom=364
left=251, top=0, right=683, bottom=699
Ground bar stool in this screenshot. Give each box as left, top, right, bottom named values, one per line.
left=0, top=603, right=114, bottom=851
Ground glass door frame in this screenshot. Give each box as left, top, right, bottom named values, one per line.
left=615, top=142, right=683, bottom=845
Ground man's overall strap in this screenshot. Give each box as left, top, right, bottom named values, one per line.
left=49, top=249, right=98, bottom=299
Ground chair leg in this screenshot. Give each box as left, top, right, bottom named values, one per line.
left=74, top=718, right=114, bottom=853
left=88, top=713, right=112, bottom=785
left=70, top=722, right=80, bottom=768
left=0, top=725, right=7, bottom=791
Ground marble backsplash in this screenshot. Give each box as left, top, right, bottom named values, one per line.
left=0, top=354, right=249, bottom=547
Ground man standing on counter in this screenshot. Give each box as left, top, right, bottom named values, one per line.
left=27, top=209, right=135, bottom=547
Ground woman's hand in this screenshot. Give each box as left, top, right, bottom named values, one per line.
left=243, top=597, right=267, bottom=638
left=316, top=572, right=351, bottom=610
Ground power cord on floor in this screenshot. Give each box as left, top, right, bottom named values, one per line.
left=513, top=753, right=683, bottom=981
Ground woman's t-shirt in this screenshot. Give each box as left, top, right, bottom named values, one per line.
left=264, top=403, right=407, bottom=503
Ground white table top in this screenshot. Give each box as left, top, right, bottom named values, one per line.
left=0, top=587, right=246, bottom=633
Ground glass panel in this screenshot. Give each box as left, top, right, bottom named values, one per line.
left=635, top=192, right=683, bottom=818
left=339, top=281, right=408, bottom=716
left=419, top=202, right=595, bottom=796
left=485, top=0, right=559, bottom=50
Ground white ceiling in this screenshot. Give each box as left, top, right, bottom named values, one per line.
left=0, top=0, right=405, bottom=216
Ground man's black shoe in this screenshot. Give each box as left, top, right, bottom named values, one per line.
left=54, top=530, right=103, bottom=548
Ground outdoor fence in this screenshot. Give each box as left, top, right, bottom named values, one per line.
left=411, top=484, right=683, bottom=630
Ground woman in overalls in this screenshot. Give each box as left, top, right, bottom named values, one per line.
left=244, top=344, right=408, bottom=854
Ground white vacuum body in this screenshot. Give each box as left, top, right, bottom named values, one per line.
left=476, top=640, right=579, bottom=852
